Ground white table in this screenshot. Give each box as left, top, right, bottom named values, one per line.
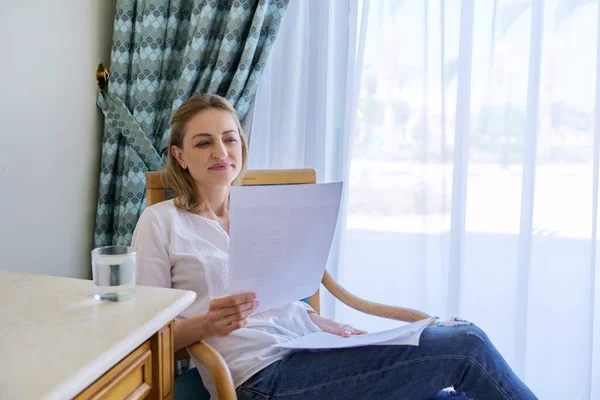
left=0, top=270, right=195, bottom=400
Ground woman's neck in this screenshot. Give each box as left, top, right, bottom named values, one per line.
left=196, top=184, right=230, bottom=218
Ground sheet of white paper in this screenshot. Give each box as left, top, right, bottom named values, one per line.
left=211, top=182, right=343, bottom=313
left=273, top=317, right=436, bottom=349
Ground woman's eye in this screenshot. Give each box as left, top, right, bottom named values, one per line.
left=196, top=141, right=210, bottom=148
left=225, top=138, right=238, bottom=144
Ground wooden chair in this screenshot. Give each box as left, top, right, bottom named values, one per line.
left=145, top=169, right=432, bottom=400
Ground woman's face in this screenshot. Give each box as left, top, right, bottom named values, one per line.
left=171, top=108, right=243, bottom=187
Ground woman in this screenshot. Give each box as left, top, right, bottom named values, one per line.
left=132, top=94, right=538, bottom=399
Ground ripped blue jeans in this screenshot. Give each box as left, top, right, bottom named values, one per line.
left=236, top=323, right=538, bottom=399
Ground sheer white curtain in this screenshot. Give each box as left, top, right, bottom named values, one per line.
left=248, top=0, right=369, bottom=316
left=249, top=0, right=600, bottom=398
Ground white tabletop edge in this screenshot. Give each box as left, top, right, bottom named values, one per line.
left=43, top=290, right=196, bottom=400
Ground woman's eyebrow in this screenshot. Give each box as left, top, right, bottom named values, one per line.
left=191, top=130, right=237, bottom=140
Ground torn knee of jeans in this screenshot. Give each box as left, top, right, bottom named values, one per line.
left=442, top=387, right=457, bottom=395
left=465, top=330, right=485, bottom=341
left=441, top=387, right=466, bottom=397
left=436, top=317, right=472, bottom=327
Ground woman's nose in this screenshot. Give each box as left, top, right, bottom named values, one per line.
left=212, top=143, right=228, bottom=159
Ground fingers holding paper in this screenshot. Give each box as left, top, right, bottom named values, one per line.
left=206, top=292, right=259, bottom=337
left=309, top=313, right=367, bottom=338
left=340, top=324, right=368, bottom=338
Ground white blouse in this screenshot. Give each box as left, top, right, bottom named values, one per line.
left=131, top=199, right=321, bottom=399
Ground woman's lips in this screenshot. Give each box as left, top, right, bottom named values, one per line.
left=209, top=164, right=231, bottom=171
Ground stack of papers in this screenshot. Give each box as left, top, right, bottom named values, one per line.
left=216, top=182, right=434, bottom=350
left=218, top=182, right=343, bottom=313
left=274, top=316, right=436, bottom=350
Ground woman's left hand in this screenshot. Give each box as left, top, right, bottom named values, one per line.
left=308, top=313, right=367, bottom=337
left=337, top=324, right=368, bottom=337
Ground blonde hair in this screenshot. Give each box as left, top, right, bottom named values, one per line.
left=165, top=93, right=248, bottom=213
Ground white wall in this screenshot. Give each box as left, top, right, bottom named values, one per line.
left=0, top=1, right=117, bottom=279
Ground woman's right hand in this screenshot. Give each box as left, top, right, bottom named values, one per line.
left=205, top=292, right=259, bottom=337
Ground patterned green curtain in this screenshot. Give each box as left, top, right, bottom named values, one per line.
left=94, top=0, right=289, bottom=247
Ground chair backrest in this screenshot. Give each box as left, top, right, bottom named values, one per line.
left=144, top=169, right=321, bottom=313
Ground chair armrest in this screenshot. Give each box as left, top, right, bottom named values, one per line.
left=321, top=271, right=433, bottom=323
left=187, top=341, right=237, bottom=400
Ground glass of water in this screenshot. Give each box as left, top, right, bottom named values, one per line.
left=91, top=245, right=137, bottom=301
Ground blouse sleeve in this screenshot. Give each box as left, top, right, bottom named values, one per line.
left=131, top=206, right=171, bottom=289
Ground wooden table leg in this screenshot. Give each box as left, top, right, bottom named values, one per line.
left=150, top=321, right=174, bottom=400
